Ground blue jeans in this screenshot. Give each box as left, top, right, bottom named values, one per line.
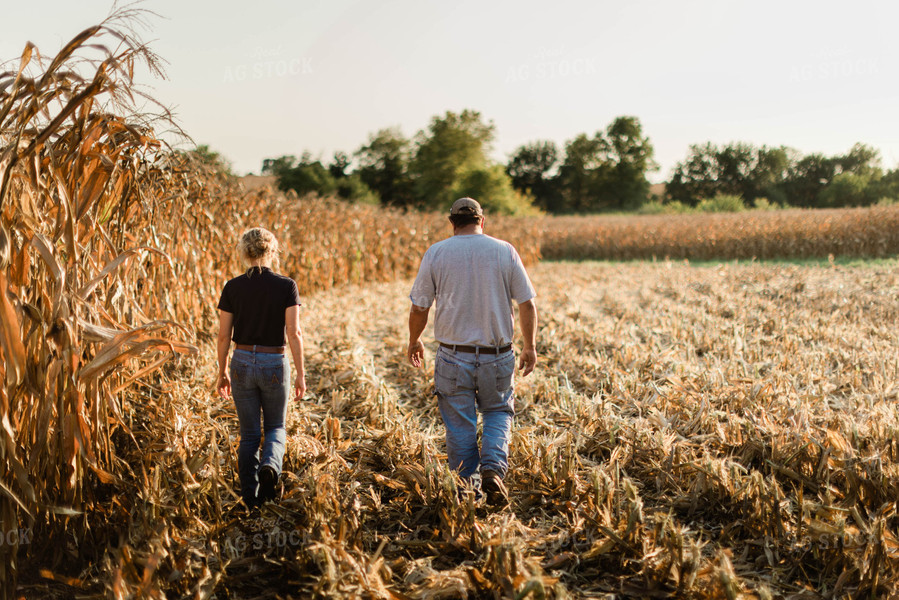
left=230, top=349, right=289, bottom=505
left=434, top=346, right=516, bottom=479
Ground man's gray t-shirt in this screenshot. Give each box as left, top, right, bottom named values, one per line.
left=409, top=234, right=536, bottom=347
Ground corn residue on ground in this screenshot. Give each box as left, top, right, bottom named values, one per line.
left=22, top=260, right=899, bottom=598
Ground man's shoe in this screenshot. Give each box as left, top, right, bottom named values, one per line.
left=481, top=470, right=508, bottom=507
left=258, top=466, right=279, bottom=503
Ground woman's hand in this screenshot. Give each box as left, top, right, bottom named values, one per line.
left=286, top=305, right=306, bottom=402
left=294, top=374, right=306, bottom=401
left=217, top=310, right=234, bottom=399
left=218, top=372, right=231, bottom=398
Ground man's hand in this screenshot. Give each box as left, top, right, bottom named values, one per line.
left=217, top=373, right=231, bottom=398
left=294, top=374, right=306, bottom=401
left=518, top=348, right=537, bottom=377
left=517, top=299, right=538, bottom=377
left=408, top=340, right=425, bottom=368
left=408, top=304, right=430, bottom=369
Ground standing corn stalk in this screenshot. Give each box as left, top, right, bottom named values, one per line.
left=0, top=12, right=197, bottom=597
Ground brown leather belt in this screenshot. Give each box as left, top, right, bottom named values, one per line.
left=439, top=343, right=512, bottom=355
left=235, top=344, right=285, bottom=354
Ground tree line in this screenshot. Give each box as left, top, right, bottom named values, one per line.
left=257, top=109, right=899, bottom=215
left=667, top=142, right=899, bottom=210
left=260, top=110, right=534, bottom=215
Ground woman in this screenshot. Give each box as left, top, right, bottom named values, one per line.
left=216, top=227, right=306, bottom=508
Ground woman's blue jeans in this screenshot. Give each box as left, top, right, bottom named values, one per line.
left=434, top=346, right=516, bottom=479
left=230, top=349, right=289, bottom=505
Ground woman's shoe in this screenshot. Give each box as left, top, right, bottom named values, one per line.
left=258, top=466, right=279, bottom=503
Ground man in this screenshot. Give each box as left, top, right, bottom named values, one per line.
left=407, top=197, right=538, bottom=506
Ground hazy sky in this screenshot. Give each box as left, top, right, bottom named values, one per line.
left=2, top=1, right=897, bottom=182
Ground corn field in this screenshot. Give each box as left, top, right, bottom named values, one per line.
left=541, top=208, right=899, bottom=262
left=0, top=17, right=535, bottom=599
left=5, top=14, right=899, bottom=600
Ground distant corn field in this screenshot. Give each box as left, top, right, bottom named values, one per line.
left=540, top=207, right=899, bottom=261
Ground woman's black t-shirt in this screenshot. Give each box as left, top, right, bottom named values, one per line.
left=217, top=267, right=301, bottom=346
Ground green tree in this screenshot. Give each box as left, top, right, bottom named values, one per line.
left=554, top=117, right=656, bottom=213
left=335, top=173, right=379, bottom=205
left=783, top=144, right=880, bottom=207
left=409, top=109, right=495, bottom=210
left=872, top=167, right=899, bottom=202
left=715, top=143, right=755, bottom=197
left=355, top=127, right=414, bottom=207
left=839, top=143, right=880, bottom=177
left=818, top=172, right=879, bottom=207
left=667, top=143, right=755, bottom=206
left=407, top=109, right=534, bottom=215
left=603, top=116, right=657, bottom=210
left=781, top=153, right=836, bottom=207
left=668, top=143, right=791, bottom=207
left=329, top=151, right=350, bottom=179
left=191, top=144, right=234, bottom=175
left=278, top=154, right=337, bottom=197
left=261, top=155, right=296, bottom=177
left=506, top=140, right=561, bottom=211
left=557, top=133, right=609, bottom=212
left=666, top=143, right=721, bottom=206
left=750, top=146, right=793, bottom=205
left=262, top=152, right=377, bottom=204
left=451, top=165, right=540, bottom=216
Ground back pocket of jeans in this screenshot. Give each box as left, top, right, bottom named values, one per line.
left=434, top=354, right=458, bottom=397
left=260, top=365, right=283, bottom=390
left=230, top=362, right=248, bottom=385
left=494, top=355, right=515, bottom=393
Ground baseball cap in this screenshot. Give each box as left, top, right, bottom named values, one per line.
left=450, top=197, right=483, bottom=216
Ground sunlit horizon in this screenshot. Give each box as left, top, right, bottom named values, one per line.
left=2, top=0, right=897, bottom=181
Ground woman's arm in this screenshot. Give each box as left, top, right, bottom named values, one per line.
left=285, top=304, right=306, bottom=401
left=217, top=310, right=234, bottom=397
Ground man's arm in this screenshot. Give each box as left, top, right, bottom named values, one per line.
left=407, top=304, right=430, bottom=368
left=517, top=298, right=537, bottom=376
left=217, top=310, right=234, bottom=397
left=285, top=304, right=306, bottom=401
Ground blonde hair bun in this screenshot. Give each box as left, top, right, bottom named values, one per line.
left=238, top=227, right=279, bottom=265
